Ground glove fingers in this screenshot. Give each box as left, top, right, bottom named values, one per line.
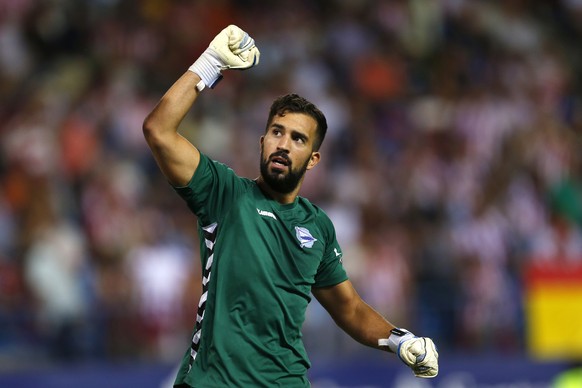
left=226, top=25, right=255, bottom=54
left=231, top=33, right=255, bottom=54
left=414, top=368, right=438, bottom=378
left=209, top=25, right=259, bottom=69
left=413, top=339, right=438, bottom=378
left=246, top=47, right=260, bottom=66
left=226, top=47, right=260, bottom=69
left=399, top=339, right=424, bottom=365
left=400, top=338, right=439, bottom=378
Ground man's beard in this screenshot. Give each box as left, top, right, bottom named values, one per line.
left=260, top=150, right=310, bottom=194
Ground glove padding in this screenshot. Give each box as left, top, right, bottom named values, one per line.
left=189, top=24, right=260, bottom=89
left=379, top=328, right=439, bottom=378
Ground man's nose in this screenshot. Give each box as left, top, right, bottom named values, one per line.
left=276, top=135, right=291, bottom=150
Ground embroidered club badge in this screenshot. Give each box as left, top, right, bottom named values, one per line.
left=295, top=226, right=317, bottom=248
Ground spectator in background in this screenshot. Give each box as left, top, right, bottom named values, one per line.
left=23, top=186, right=94, bottom=360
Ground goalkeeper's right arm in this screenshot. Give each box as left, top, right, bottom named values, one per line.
left=142, top=25, right=260, bottom=187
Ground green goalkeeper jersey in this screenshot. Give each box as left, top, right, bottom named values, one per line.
left=172, top=153, right=348, bottom=388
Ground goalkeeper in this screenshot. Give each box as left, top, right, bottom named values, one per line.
left=143, top=25, right=438, bottom=387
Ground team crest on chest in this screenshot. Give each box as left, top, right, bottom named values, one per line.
left=295, top=226, right=317, bottom=248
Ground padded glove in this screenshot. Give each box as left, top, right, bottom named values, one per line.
left=379, top=328, right=439, bottom=378
left=188, top=24, right=260, bottom=90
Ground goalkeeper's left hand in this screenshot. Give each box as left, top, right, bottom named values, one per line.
left=379, top=328, right=439, bottom=378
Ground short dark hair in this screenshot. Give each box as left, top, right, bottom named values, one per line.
left=265, top=93, right=328, bottom=151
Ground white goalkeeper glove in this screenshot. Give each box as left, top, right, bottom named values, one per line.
left=188, top=24, right=260, bottom=91
left=379, top=328, right=439, bottom=378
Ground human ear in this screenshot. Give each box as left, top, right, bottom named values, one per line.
left=307, top=152, right=320, bottom=170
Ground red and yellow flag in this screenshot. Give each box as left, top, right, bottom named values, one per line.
left=525, top=261, right=582, bottom=359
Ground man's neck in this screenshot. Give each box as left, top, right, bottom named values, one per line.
left=255, top=177, right=299, bottom=205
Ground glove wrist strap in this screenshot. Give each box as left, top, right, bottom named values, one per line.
left=188, top=49, right=224, bottom=89
left=379, top=328, right=415, bottom=353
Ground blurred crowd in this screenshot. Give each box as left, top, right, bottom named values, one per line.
left=1, top=0, right=582, bottom=367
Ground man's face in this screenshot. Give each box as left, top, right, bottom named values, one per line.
left=260, top=112, right=320, bottom=194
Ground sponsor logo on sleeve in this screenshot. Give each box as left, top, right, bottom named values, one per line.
left=334, top=247, right=343, bottom=263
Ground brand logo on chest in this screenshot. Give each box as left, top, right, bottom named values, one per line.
left=257, top=208, right=277, bottom=220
